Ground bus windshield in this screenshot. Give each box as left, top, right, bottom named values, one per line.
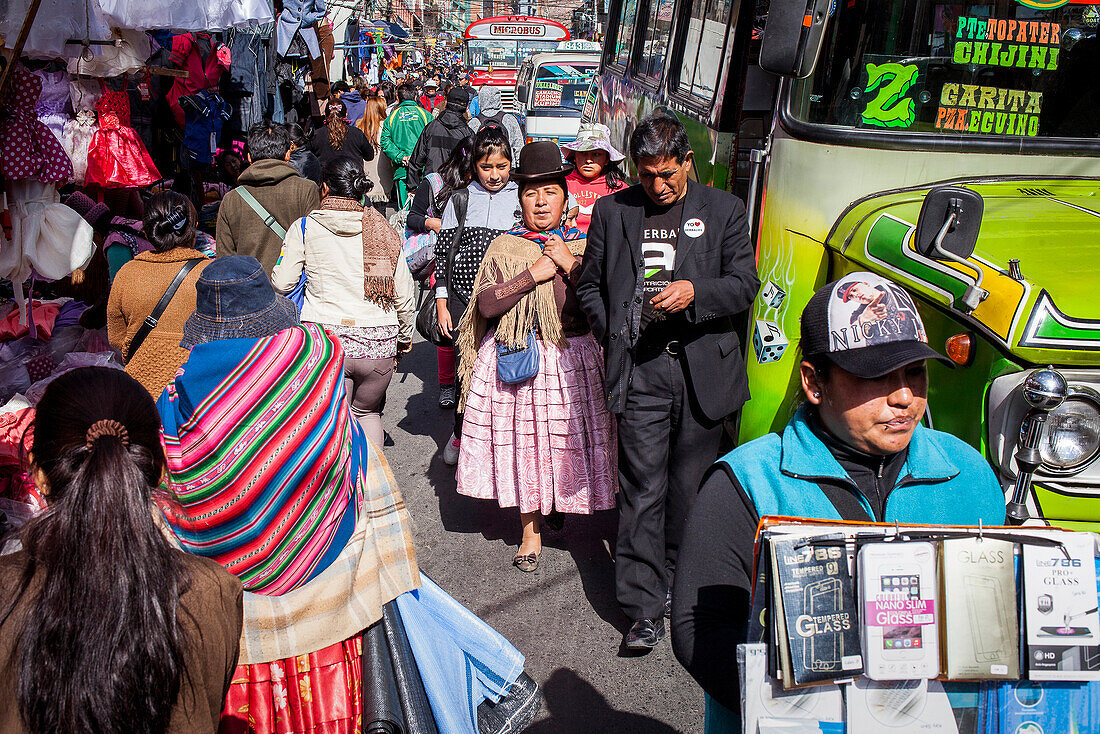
left=789, top=0, right=1100, bottom=141
left=468, top=40, right=519, bottom=67
left=532, top=62, right=598, bottom=110
left=467, top=39, right=562, bottom=68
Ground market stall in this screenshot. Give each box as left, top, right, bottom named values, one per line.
left=0, top=0, right=347, bottom=534
left=743, top=517, right=1100, bottom=733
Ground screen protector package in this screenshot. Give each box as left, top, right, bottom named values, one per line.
left=858, top=541, right=940, bottom=680
left=993, top=680, right=1097, bottom=734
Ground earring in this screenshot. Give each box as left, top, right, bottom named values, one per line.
left=813, top=392, right=821, bottom=399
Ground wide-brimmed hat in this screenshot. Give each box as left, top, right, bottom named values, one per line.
left=512, top=141, right=574, bottom=182
left=560, top=123, right=625, bottom=163
left=800, top=271, right=951, bottom=379
left=181, top=256, right=299, bottom=349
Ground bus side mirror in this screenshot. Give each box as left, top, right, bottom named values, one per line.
left=760, top=0, right=833, bottom=78
left=914, top=186, right=988, bottom=312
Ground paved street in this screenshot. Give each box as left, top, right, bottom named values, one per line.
left=381, top=333, right=704, bottom=733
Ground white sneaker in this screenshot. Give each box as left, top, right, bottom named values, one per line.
left=443, top=433, right=460, bottom=465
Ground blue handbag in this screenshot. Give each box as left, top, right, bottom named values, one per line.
left=497, top=329, right=540, bottom=384
left=286, top=218, right=308, bottom=313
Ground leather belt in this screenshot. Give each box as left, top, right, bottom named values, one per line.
left=636, top=336, right=685, bottom=362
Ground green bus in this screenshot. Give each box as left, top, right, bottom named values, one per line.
left=586, top=0, right=1100, bottom=528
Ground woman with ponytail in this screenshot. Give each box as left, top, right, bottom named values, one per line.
left=310, top=98, right=376, bottom=170
left=107, top=191, right=211, bottom=397
left=272, top=156, right=416, bottom=448
left=0, top=366, right=243, bottom=734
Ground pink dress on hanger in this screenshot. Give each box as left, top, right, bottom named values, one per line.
left=85, top=85, right=161, bottom=189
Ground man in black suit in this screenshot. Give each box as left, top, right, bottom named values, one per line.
left=577, top=114, right=759, bottom=651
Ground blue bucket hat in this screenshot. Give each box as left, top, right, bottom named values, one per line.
left=181, top=256, right=299, bottom=349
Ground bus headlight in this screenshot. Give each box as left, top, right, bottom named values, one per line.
left=1040, top=395, right=1100, bottom=472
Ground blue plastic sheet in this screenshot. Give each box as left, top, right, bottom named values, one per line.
left=395, top=576, right=525, bottom=734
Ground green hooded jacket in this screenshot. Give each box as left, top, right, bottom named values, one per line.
left=381, top=101, right=431, bottom=182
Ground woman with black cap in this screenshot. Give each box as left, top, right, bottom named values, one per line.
left=454, top=141, right=617, bottom=573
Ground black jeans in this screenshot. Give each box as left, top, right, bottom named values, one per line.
left=614, top=350, right=724, bottom=621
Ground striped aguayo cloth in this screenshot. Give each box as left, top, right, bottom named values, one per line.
left=158, top=322, right=408, bottom=595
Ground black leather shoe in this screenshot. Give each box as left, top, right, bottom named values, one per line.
left=625, top=618, right=665, bottom=650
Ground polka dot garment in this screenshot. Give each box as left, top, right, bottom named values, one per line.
left=0, top=65, right=74, bottom=183
left=449, top=227, right=499, bottom=300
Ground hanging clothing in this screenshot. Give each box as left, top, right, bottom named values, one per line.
left=60, top=110, right=96, bottom=185
left=86, top=86, right=161, bottom=188
left=0, top=0, right=110, bottom=60
left=0, top=66, right=73, bottom=184
left=276, top=0, right=327, bottom=57
left=182, top=90, right=229, bottom=166
left=127, top=74, right=156, bottom=154
left=167, top=33, right=231, bottom=127
left=69, top=78, right=102, bottom=112
left=31, top=68, right=71, bottom=142
left=226, top=29, right=270, bottom=130
left=97, top=0, right=273, bottom=32
left=0, top=180, right=94, bottom=322
left=66, top=28, right=151, bottom=77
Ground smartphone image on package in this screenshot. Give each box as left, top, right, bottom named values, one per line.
left=806, top=577, right=843, bottom=671
left=859, top=542, right=940, bottom=680
left=940, top=537, right=1018, bottom=679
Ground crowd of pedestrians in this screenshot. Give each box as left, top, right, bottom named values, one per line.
left=0, top=59, right=1015, bottom=734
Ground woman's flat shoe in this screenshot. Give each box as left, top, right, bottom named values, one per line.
left=512, top=552, right=539, bottom=572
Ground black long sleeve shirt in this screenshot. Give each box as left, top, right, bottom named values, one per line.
left=406, top=178, right=436, bottom=234
left=670, top=413, right=906, bottom=712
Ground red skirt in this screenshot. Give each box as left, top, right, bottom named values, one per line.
left=220, top=638, right=361, bottom=734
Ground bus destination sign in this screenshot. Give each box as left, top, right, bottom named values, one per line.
left=490, top=24, right=545, bottom=36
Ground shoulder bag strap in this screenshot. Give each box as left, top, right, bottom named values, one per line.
left=125, top=259, right=203, bottom=362
left=236, top=186, right=287, bottom=240
left=446, top=187, right=469, bottom=289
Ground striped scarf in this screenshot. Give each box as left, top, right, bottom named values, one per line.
left=506, top=224, right=585, bottom=244
left=158, top=323, right=362, bottom=595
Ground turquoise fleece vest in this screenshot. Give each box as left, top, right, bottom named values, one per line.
left=704, top=405, right=1005, bottom=734
left=718, top=405, right=1004, bottom=525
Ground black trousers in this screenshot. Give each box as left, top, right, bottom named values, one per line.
left=615, top=350, right=724, bottom=621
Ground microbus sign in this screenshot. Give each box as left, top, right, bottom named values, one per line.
left=465, top=16, right=569, bottom=40
left=490, top=23, right=545, bottom=36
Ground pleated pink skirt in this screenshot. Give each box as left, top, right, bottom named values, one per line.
left=457, top=330, right=618, bottom=515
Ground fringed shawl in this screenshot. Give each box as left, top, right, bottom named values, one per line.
left=455, top=233, right=586, bottom=407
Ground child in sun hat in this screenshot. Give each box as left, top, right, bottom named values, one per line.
left=560, top=123, right=627, bottom=233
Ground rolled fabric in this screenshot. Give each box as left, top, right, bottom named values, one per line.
left=382, top=602, right=439, bottom=734
left=362, top=621, right=404, bottom=734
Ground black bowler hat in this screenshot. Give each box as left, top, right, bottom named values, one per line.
left=511, top=141, right=574, bottom=182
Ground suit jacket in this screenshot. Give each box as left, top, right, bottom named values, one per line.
left=577, top=180, right=759, bottom=421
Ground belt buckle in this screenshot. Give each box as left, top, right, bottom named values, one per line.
left=665, top=340, right=682, bottom=356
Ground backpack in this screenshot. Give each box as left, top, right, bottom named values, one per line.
left=402, top=172, right=445, bottom=280
left=477, top=110, right=509, bottom=132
